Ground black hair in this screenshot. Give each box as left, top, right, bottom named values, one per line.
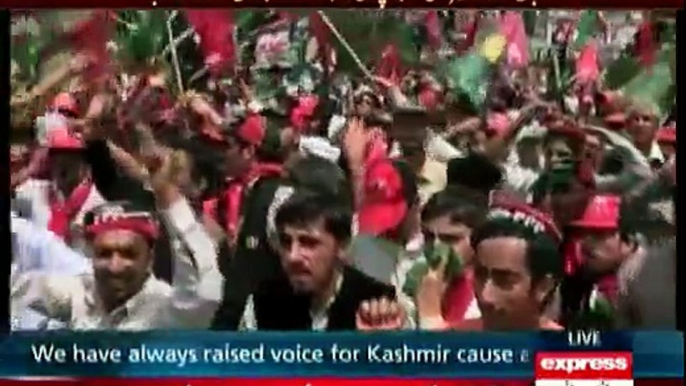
left=286, top=156, right=352, bottom=206
left=447, top=153, right=503, bottom=195
left=471, top=218, right=563, bottom=284
left=275, top=189, right=353, bottom=245
left=422, top=186, right=488, bottom=229
left=163, top=135, right=227, bottom=200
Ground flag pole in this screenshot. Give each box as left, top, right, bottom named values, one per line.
left=166, top=10, right=184, bottom=94
left=316, top=11, right=373, bottom=79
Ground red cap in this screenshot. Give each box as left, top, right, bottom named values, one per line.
left=47, top=127, right=84, bottom=151
left=569, top=194, right=621, bottom=230
left=235, top=114, right=266, bottom=146
left=50, top=92, right=79, bottom=117
left=656, top=127, right=676, bottom=144
left=357, top=160, right=407, bottom=236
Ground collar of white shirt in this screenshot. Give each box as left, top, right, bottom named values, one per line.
left=310, top=273, right=344, bottom=331
left=83, top=274, right=160, bottom=324
left=648, top=141, right=665, bottom=164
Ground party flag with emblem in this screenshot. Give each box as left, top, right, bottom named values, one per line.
left=443, top=26, right=507, bottom=112
left=498, top=11, right=529, bottom=69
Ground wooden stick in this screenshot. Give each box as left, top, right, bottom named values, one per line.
left=166, top=10, right=184, bottom=94
left=316, top=11, right=373, bottom=79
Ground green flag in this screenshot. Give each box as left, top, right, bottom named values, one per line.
left=574, top=11, right=599, bottom=49
left=116, top=10, right=168, bottom=69
left=603, top=55, right=642, bottom=91
left=622, top=46, right=675, bottom=117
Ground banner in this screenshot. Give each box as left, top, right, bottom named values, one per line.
left=0, top=332, right=682, bottom=379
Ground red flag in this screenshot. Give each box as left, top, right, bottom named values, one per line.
left=575, top=42, right=600, bottom=84
left=185, top=10, right=235, bottom=77
left=458, top=12, right=479, bottom=54
left=635, top=21, right=656, bottom=68
left=309, top=12, right=333, bottom=72
left=424, top=11, right=442, bottom=50
left=63, top=11, right=114, bottom=80
left=498, top=11, right=529, bottom=69
left=375, top=44, right=402, bottom=86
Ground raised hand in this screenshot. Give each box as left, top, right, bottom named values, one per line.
left=342, top=117, right=368, bottom=166
left=416, top=255, right=448, bottom=324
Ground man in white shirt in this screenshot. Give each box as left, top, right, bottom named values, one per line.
left=13, top=127, right=104, bottom=250
left=11, top=211, right=92, bottom=330
left=11, top=197, right=223, bottom=330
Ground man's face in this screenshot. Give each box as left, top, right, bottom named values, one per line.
left=423, top=215, right=474, bottom=265
left=627, top=111, right=658, bottom=146
left=355, top=95, right=375, bottom=118
left=91, top=229, right=152, bottom=308
left=472, top=237, right=546, bottom=330
left=580, top=229, right=625, bottom=275
left=50, top=151, right=85, bottom=193
left=543, top=179, right=591, bottom=227
left=545, top=138, right=574, bottom=169
left=584, top=134, right=604, bottom=169
left=278, top=219, right=343, bottom=295
left=223, top=138, right=252, bottom=178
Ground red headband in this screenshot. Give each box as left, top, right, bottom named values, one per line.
left=85, top=217, right=159, bottom=241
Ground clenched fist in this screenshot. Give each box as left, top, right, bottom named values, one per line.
left=356, top=297, right=405, bottom=331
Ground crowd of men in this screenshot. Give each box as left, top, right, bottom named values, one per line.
left=9, top=10, right=676, bottom=332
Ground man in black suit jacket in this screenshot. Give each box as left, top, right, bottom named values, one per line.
left=239, top=189, right=403, bottom=331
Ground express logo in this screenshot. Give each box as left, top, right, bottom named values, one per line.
left=535, top=352, right=633, bottom=380
left=539, top=356, right=629, bottom=373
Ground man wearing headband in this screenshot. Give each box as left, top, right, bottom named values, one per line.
left=11, top=190, right=222, bottom=329
left=357, top=200, right=564, bottom=331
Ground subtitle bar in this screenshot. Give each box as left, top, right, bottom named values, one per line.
left=2, top=0, right=683, bottom=8
left=0, top=379, right=683, bottom=386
